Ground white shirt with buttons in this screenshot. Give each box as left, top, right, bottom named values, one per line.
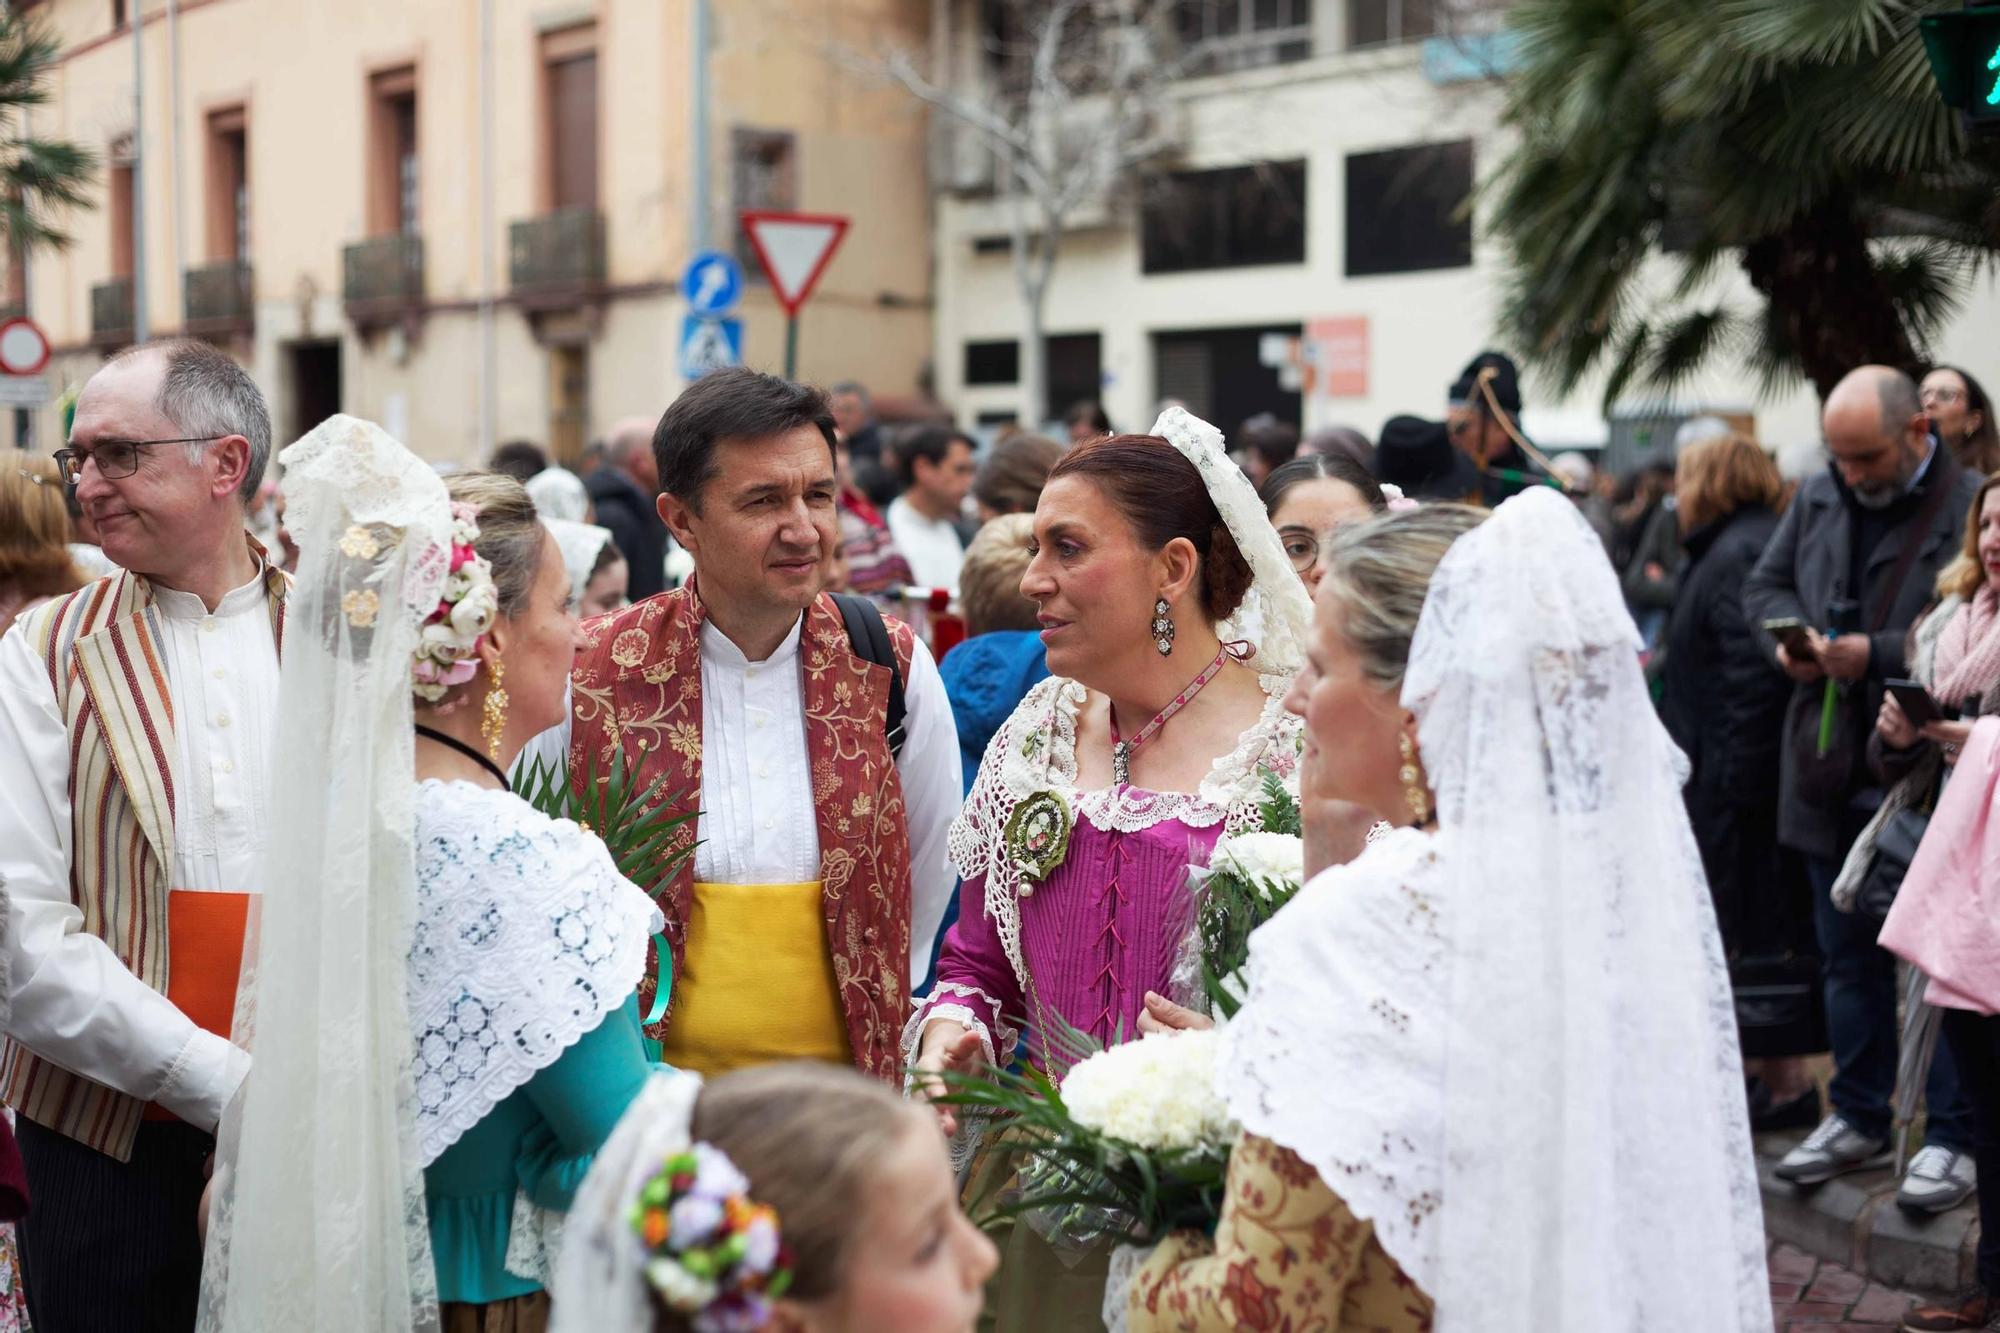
left=153, top=571, right=280, bottom=892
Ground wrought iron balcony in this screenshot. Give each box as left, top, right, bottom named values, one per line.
left=90, top=278, right=133, bottom=348
left=343, top=233, right=425, bottom=325
left=183, top=261, right=254, bottom=336
left=509, top=207, right=605, bottom=307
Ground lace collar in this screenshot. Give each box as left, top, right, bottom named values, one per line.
left=947, top=672, right=1301, bottom=991
left=408, top=780, right=664, bottom=1167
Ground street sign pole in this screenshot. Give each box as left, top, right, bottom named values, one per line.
left=739, top=211, right=850, bottom=382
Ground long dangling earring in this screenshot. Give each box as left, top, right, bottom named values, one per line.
left=1398, top=731, right=1430, bottom=827
left=1151, top=597, right=1176, bottom=656
left=480, top=657, right=509, bottom=764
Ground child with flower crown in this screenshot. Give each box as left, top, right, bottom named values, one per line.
left=553, top=1062, right=996, bottom=1333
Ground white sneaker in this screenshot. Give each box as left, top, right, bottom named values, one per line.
left=1898, top=1145, right=1977, bottom=1213
left=1775, top=1114, right=1890, bottom=1184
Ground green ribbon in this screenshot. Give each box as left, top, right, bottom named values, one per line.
left=643, top=930, right=674, bottom=1027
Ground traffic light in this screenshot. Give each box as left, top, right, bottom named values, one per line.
left=1921, top=5, right=2000, bottom=126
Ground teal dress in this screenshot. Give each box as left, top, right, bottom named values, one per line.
left=410, top=781, right=667, bottom=1305
left=423, top=995, right=658, bottom=1302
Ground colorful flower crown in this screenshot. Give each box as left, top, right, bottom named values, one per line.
left=630, top=1142, right=793, bottom=1333
left=410, top=501, right=500, bottom=703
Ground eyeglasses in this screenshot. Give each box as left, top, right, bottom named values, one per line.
left=1922, top=387, right=1966, bottom=407
left=1281, top=529, right=1335, bottom=574
left=52, top=436, right=220, bottom=484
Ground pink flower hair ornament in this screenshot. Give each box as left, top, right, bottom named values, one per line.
left=410, top=501, right=501, bottom=704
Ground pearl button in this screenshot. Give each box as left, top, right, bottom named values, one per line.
left=200, top=619, right=216, bottom=634
left=215, top=713, right=231, bottom=728
left=212, top=668, right=226, bottom=680
left=757, top=764, right=770, bottom=778
left=218, top=758, right=235, bottom=775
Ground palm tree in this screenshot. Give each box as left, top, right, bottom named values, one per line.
left=1487, top=0, right=2000, bottom=407
left=0, top=11, right=95, bottom=267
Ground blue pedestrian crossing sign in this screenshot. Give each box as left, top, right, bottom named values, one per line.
left=681, top=250, right=743, bottom=316
left=679, top=315, right=743, bottom=379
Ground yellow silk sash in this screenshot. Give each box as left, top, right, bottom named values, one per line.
left=657, top=880, right=853, bottom=1075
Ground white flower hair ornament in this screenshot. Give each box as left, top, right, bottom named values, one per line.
left=410, top=501, right=500, bottom=702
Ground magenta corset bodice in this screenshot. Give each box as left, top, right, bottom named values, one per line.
left=920, top=804, right=1224, bottom=1067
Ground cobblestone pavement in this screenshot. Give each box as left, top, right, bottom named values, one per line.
left=1772, top=1240, right=1924, bottom=1330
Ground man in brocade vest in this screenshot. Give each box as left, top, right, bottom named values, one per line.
left=557, top=368, right=959, bottom=1081
left=0, top=340, right=280, bottom=1332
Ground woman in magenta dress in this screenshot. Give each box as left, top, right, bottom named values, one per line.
left=906, top=409, right=1319, bottom=1331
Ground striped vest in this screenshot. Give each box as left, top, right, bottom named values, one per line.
left=0, top=558, right=287, bottom=1161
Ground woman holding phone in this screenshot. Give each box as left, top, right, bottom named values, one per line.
left=1832, top=471, right=2000, bottom=1234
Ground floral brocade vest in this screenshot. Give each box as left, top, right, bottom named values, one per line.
left=566, top=582, right=917, bottom=1082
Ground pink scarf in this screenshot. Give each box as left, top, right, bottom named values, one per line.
left=1932, top=584, right=2000, bottom=708
left=1882, top=716, right=2000, bottom=1014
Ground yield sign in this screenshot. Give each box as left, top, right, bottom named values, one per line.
left=739, top=211, right=850, bottom=317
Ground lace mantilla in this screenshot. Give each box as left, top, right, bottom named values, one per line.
left=409, top=780, right=664, bottom=1168
left=947, top=674, right=1301, bottom=990
left=1221, top=826, right=1448, bottom=1290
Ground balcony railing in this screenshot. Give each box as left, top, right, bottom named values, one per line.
left=90, top=278, right=133, bottom=348
left=343, top=233, right=425, bottom=325
left=509, top=207, right=606, bottom=307
left=183, top=260, right=254, bottom=335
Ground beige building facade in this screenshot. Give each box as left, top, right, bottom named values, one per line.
left=928, top=0, right=2000, bottom=463
left=20, top=0, right=934, bottom=467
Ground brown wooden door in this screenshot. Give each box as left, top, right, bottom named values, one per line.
left=547, top=53, right=598, bottom=210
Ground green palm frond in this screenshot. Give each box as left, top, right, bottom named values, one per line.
left=513, top=746, right=698, bottom=898
left=931, top=1062, right=1229, bottom=1242
left=0, top=11, right=95, bottom=253
left=1491, top=0, right=2000, bottom=402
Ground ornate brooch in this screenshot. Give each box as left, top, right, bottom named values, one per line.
left=1003, top=790, right=1073, bottom=895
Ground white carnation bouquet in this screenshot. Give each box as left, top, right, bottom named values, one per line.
left=1193, top=773, right=1305, bottom=1018
left=939, top=1028, right=1237, bottom=1249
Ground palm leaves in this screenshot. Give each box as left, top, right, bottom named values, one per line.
left=513, top=745, right=698, bottom=899
left=1488, top=0, right=1998, bottom=405
left=0, top=12, right=95, bottom=255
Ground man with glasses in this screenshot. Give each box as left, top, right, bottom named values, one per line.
left=0, top=339, right=278, bottom=1332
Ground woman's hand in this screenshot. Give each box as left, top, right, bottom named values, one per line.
left=914, top=1020, right=985, bottom=1138
left=1137, top=991, right=1214, bottom=1036
left=1877, top=694, right=1919, bottom=749
left=1920, top=717, right=1974, bottom=760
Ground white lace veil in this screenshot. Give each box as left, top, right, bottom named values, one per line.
left=548, top=1070, right=707, bottom=1333
left=197, top=416, right=450, bottom=1333
left=1408, top=487, right=1768, bottom=1328
left=1221, top=488, right=1769, bottom=1331
left=1149, top=407, right=1311, bottom=675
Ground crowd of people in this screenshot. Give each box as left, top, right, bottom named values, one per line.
left=0, top=335, right=1992, bottom=1333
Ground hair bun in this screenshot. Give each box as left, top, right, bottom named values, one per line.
left=1204, top=520, right=1254, bottom=622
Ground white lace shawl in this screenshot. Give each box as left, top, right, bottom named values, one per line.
left=1221, top=488, right=1771, bottom=1331
left=409, top=780, right=663, bottom=1167
left=945, top=672, right=1302, bottom=992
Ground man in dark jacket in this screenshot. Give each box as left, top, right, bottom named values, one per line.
left=586, top=417, right=670, bottom=601
left=1376, top=351, right=1550, bottom=507
left=1744, top=365, right=1980, bottom=1206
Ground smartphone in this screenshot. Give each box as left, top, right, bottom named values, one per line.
left=1761, top=617, right=1814, bottom=658
left=1885, top=678, right=1944, bottom=728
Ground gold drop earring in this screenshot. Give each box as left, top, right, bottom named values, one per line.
left=480, top=657, right=509, bottom=764
left=1397, top=731, right=1430, bottom=827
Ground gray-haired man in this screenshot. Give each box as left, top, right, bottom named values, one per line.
left=0, top=339, right=281, bottom=1331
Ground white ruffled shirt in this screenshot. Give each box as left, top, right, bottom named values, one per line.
left=0, top=565, right=275, bottom=1133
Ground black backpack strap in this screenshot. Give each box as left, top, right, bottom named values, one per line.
left=830, top=593, right=907, bottom=760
